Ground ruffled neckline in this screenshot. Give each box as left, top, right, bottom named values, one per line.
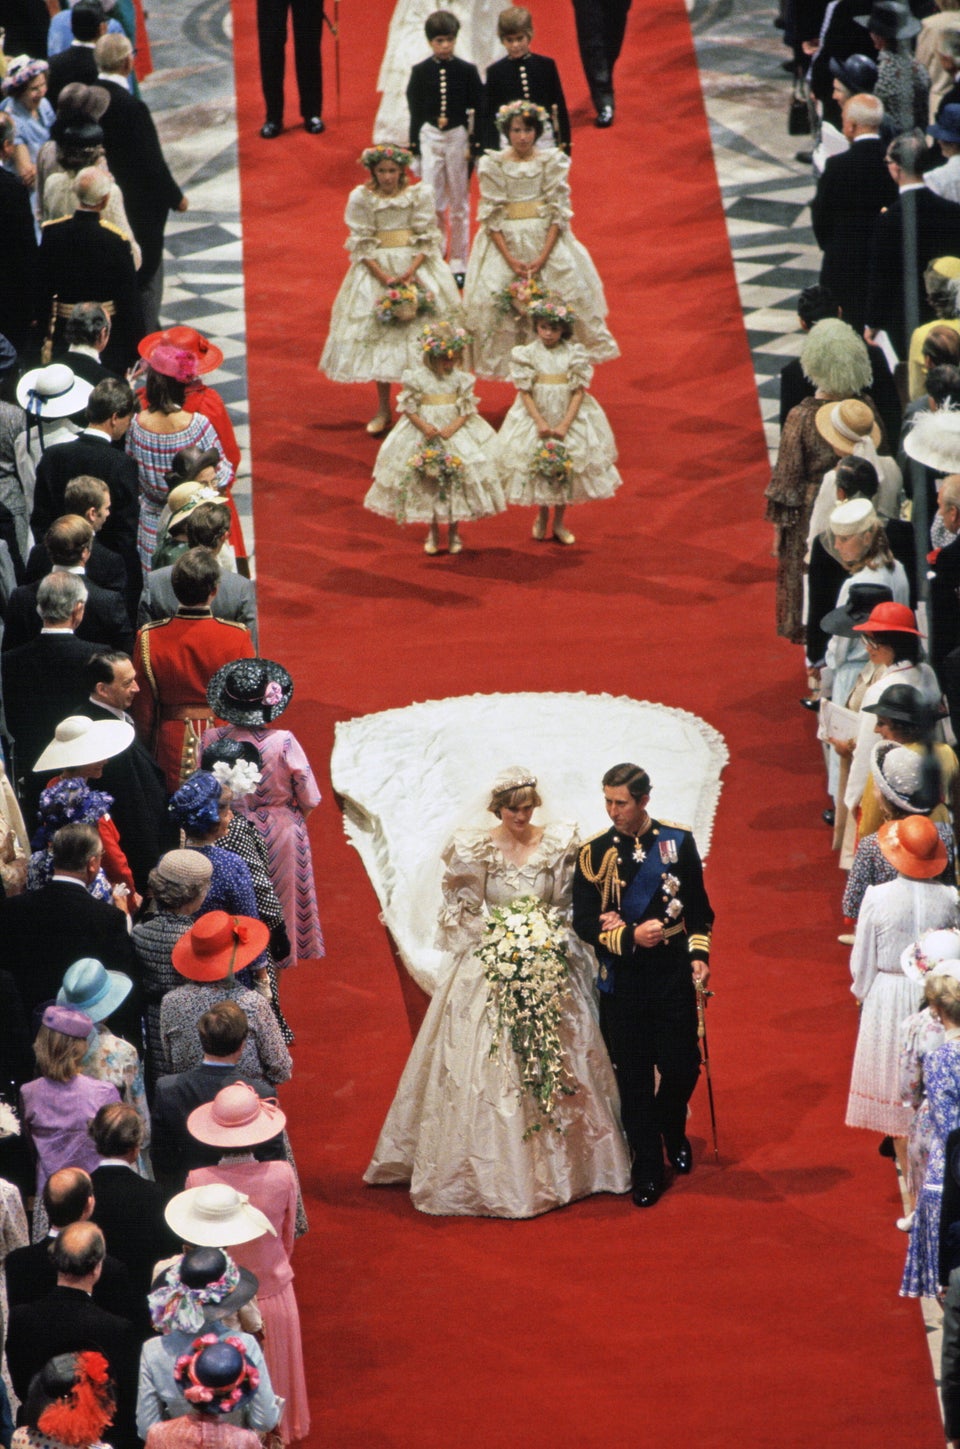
left=453, top=820, right=576, bottom=875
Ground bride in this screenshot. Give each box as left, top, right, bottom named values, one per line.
left=364, top=767, right=632, bottom=1216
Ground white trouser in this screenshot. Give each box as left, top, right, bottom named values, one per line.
left=419, top=122, right=470, bottom=268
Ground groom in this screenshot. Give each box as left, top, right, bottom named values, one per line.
left=572, top=762, right=714, bottom=1208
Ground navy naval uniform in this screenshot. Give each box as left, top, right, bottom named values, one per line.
left=37, top=211, right=144, bottom=373
left=406, top=54, right=483, bottom=268
left=572, top=817, right=713, bottom=1185
left=482, top=52, right=571, bottom=153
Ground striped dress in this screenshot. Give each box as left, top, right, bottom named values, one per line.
left=126, top=412, right=233, bottom=569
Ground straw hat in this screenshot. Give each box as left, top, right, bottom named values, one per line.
left=168, top=485, right=220, bottom=532
left=877, top=815, right=949, bottom=878
left=33, top=715, right=134, bottom=774
left=903, top=408, right=960, bottom=473
left=206, top=658, right=293, bottom=727
left=16, top=364, right=91, bottom=419
left=171, top=911, right=269, bottom=982
left=164, top=1183, right=276, bottom=1248
left=58, top=957, right=131, bottom=1023
left=815, top=399, right=881, bottom=454
left=139, top=326, right=224, bottom=375
left=901, top=928, right=960, bottom=981
left=187, top=1083, right=286, bottom=1149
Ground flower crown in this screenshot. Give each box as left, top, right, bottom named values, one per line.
left=361, top=143, right=413, bottom=171
left=420, top=322, right=469, bottom=359
left=528, top=295, right=577, bottom=327
left=496, top=100, right=548, bottom=134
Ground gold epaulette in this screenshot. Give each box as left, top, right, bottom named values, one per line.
left=218, top=619, right=251, bottom=631
left=577, top=837, right=621, bottom=913
left=138, top=618, right=168, bottom=632
left=658, top=818, right=692, bottom=832
left=99, top=219, right=128, bottom=239
left=41, top=216, right=70, bottom=229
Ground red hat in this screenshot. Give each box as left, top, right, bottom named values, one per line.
left=138, top=326, right=224, bottom=375
left=171, top=912, right=269, bottom=982
left=852, top=601, right=923, bottom=635
left=877, top=815, right=948, bottom=879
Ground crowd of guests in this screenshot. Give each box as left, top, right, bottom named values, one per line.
left=774, top=2, right=960, bottom=1441
left=0, top=6, right=330, bottom=1447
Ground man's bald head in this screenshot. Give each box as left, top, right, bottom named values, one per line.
left=54, top=1220, right=105, bottom=1282
left=43, top=1167, right=94, bottom=1228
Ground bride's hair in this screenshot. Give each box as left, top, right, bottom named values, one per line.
left=487, top=767, right=542, bottom=817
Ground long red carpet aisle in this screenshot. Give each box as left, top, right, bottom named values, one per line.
left=228, top=2, right=943, bottom=1443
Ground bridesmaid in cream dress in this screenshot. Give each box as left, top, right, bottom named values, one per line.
left=364, top=767, right=631, bottom=1218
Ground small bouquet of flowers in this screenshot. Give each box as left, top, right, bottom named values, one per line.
left=374, top=281, right=437, bottom=325
left=531, top=438, right=573, bottom=491
left=475, top=894, right=576, bottom=1135
left=397, top=444, right=465, bottom=521
left=496, top=275, right=546, bottom=316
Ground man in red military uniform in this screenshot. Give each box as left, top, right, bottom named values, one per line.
left=131, top=547, right=253, bottom=791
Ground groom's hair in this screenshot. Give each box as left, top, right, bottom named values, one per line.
left=602, top=763, right=650, bottom=800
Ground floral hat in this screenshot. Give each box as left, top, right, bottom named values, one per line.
left=901, top=928, right=960, bottom=981
left=148, top=1247, right=258, bottom=1334
left=32, top=777, right=114, bottom=852
left=1, top=56, right=49, bottom=97
left=169, top=771, right=223, bottom=836
left=147, top=344, right=199, bottom=384
left=496, top=99, right=549, bottom=134
left=174, top=1337, right=259, bottom=1417
left=207, top=657, right=293, bottom=727
left=528, top=294, right=577, bottom=328
left=420, top=321, right=469, bottom=359
left=361, top=142, right=412, bottom=170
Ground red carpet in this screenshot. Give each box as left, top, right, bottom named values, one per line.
left=228, top=2, right=944, bottom=1443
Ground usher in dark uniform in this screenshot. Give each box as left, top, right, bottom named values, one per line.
left=572, top=817, right=713, bottom=1188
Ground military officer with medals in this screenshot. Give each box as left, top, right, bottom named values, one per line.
left=573, top=762, right=714, bottom=1208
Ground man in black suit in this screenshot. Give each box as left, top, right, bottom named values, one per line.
left=811, top=93, right=897, bottom=333
left=86, top=650, right=176, bottom=893
left=1, top=572, right=98, bottom=792
left=5, top=515, right=132, bottom=654
left=33, top=377, right=141, bottom=615
left=0, top=822, right=136, bottom=1021
left=0, top=115, right=38, bottom=352
left=52, top=301, right=122, bottom=390
left=151, top=1002, right=286, bottom=1196
left=89, top=1103, right=178, bottom=1332
left=7, top=1221, right=138, bottom=1448
left=865, top=130, right=960, bottom=357
left=254, top=0, right=324, bottom=138
left=47, top=1, right=107, bottom=106
left=571, top=0, right=632, bottom=127
left=6, top=1167, right=132, bottom=1318
left=26, top=474, right=128, bottom=599
left=93, top=31, right=188, bottom=331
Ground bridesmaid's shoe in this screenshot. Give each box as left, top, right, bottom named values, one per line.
left=424, top=525, right=440, bottom=555
left=366, top=413, right=391, bottom=436
left=553, top=524, right=576, bottom=545
left=531, top=511, right=549, bottom=541
left=448, top=531, right=463, bottom=555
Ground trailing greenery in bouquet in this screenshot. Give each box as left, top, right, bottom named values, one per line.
left=531, top=438, right=573, bottom=491
left=397, top=443, right=466, bottom=521
left=374, top=280, right=437, bottom=325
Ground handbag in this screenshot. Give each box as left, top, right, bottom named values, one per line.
left=788, top=70, right=812, bottom=135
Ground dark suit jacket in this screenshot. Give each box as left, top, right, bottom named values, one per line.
left=807, top=0, right=875, bottom=112
left=406, top=55, right=484, bottom=156
left=811, top=136, right=897, bottom=332
left=50, top=347, right=122, bottom=389
left=7, top=1284, right=137, bottom=1447
left=1, top=630, right=98, bottom=780
left=0, top=967, right=33, bottom=1096
left=0, top=878, right=137, bottom=1021
left=138, top=565, right=257, bottom=646
left=33, top=432, right=141, bottom=614
left=6, top=1236, right=133, bottom=1319
left=89, top=1164, right=179, bottom=1324
left=151, top=1064, right=285, bottom=1193
left=86, top=698, right=177, bottom=894
left=865, top=187, right=960, bottom=355
left=96, top=76, right=184, bottom=282
left=932, top=533, right=960, bottom=671
left=4, top=573, right=133, bottom=655
left=46, top=42, right=99, bottom=106
left=27, top=535, right=128, bottom=599
left=0, top=167, right=38, bottom=351
left=483, top=52, right=570, bottom=152
left=38, top=210, right=145, bottom=373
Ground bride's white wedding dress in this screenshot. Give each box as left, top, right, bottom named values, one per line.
left=364, top=821, right=632, bottom=1217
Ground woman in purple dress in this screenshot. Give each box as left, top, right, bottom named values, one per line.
left=204, top=659, right=323, bottom=967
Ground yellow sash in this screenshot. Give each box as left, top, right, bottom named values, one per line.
left=503, top=201, right=540, bottom=220
left=376, top=228, right=414, bottom=247
left=420, top=393, right=458, bottom=405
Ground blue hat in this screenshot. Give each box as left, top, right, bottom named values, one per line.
left=829, top=53, right=878, bottom=94
left=58, top=957, right=131, bottom=1022
left=930, top=104, right=960, bottom=146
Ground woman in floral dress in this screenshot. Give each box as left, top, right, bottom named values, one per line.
left=364, top=767, right=631, bottom=1217
left=902, top=964, right=960, bottom=1297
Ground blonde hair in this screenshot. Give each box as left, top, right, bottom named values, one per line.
left=487, top=782, right=542, bottom=816
left=848, top=525, right=895, bottom=574
left=34, top=1025, right=87, bottom=1082
left=929, top=972, right=960, bottom=1025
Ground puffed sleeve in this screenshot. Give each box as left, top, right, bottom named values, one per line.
left=476, top=152, right=509, bottom=231
left=453, top=369, right=479, bottom=417
left=396, top=367, right=425, bottom=415
left=344, top=186, right=378, bottom=258
left=408, top=181, right=444, bottom=252
left=539, top=149, right=572, bottom=230
left=508, top=342, right=538, bottom=391
left=566, top=344, right=594, bottom=392
left=544, top=823, right=580, bottom=915
left=435, top=830, right=488, bottom=953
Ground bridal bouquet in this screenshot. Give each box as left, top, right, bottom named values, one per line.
left=476, top=894, right=576, bottom=1135
left=397, top=445, right=465, bottom=521
left=374, top=281, right=437, bottom=325
left=531, top=438, right=572, bottom=491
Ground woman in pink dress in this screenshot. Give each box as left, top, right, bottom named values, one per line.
left=203, top=659, right=323, bottom=967
left=144, top=1338, right=262, bottom=1449
left=185, top=1084, right=309, bottom=1445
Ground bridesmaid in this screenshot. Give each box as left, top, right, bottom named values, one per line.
left=203, top=660, right=324, bottom=968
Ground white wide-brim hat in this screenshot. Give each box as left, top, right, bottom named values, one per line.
left=34, top=715, right=134, bottom=773
left=164, top=1184, right=277, bottom=1248
left=903, top=407, right=960, bottom=473
left=16, top=364, right=92, bottom=419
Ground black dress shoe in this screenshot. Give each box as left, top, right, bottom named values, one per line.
left=452, top=272, right=465, bottom=290
left=799, top=696, right=820, bottom=711
left=878, top=1135, right=895, bottom=1158
left=595, top=105, right=614, bottom=128
left=631, top=1179, right=663, bottom=1208
left=260, top=121, right=282, bottom=139
left=304, top=116, right=325, bottom=134
left=822, top=808, right=835, bottom=827
left=665, top=1136, right=693, bottom=1174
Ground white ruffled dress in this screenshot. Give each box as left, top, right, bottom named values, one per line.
left=497, top=339, right=621, bottom=507
left=364, top=822, right=632, bottom=1217
left=462, top=149, right=619, bottom=378
left=320, top=182, right=463, bottom=384
left=364, top=362, right=506, bottom=524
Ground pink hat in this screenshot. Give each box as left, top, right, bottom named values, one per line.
left=187, top=1083, right=286, bottom=1148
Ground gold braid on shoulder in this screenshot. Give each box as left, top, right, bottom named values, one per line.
left=577, top=841, right=621, bottom=913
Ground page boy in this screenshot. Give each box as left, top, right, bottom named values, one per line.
left=482, top=6, right=570, bottom=153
